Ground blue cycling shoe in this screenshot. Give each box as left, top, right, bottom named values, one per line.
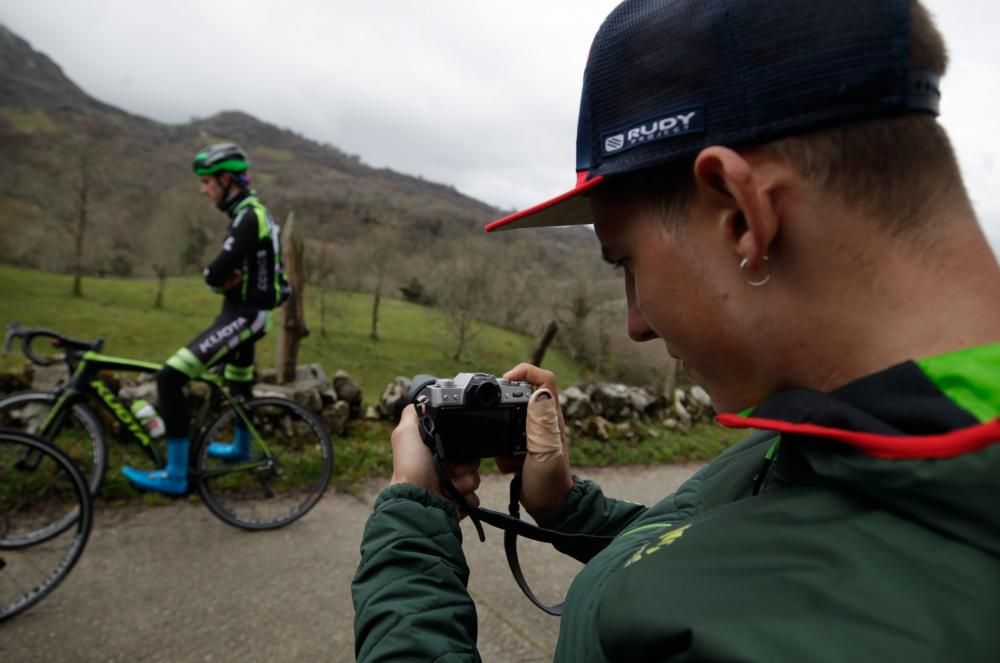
left=122, top=438, right=189, bottom=495
left=206, top=426, right=252, bottom=462
left=121, top=467, right=188, bottom=495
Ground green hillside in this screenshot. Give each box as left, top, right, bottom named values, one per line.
left=0, top=264, right=743, bottom=499
left=0, top=264, right=586, bottom=396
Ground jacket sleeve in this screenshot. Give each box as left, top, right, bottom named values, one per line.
left=531, top=477, right=648, bottom=564
left=203, top=208, right=257, bottom=288
left=530, top=432, right=780, bottom=564
left=353, top=484, right=480, bottom=663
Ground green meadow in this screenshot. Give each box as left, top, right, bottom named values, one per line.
left=0, top=264, right=742, bottom=500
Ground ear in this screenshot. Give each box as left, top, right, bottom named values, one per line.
left=692, top=146, right=781, bottom=272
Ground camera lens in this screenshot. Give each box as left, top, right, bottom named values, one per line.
left=472, top=381, right=501, bottom=407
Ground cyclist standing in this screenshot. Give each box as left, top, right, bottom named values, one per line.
left=122, top=144, right=289, bottom=495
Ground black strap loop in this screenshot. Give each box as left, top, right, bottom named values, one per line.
left=423, top=416, right=613, bottom=616
left=503, top=474, right=563, bottom=615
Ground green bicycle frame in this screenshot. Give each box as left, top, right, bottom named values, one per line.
left=36, top=350, right=274, bottom=469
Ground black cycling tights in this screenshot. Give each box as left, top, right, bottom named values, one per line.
left=156, top=366, right=254, bottom=439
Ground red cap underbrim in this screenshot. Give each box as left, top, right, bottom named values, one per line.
left=484, top=172, right=605, bottom=232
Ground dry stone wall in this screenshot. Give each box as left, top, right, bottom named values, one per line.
left=1, top=363, right=716, bottom=442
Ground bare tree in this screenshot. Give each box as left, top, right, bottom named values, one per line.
left=370, top=271, right=383, bottom=341
left=152, top=264, right=168, bottom=309
left=179, top=222, right=209, bottom=274
left=304, top=239, right=338, bottom=338
left=559, top=278, right=598, bottom=365
left=361, top=227, right=398, bottom=342
left=70, top=144, right=94, bottom=297
left=483, top=246, right=540, bottom=333
left=437, top=252, right=492, bottom=361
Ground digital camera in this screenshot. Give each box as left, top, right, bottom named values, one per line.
left=408, top=373, right=532, bottom=461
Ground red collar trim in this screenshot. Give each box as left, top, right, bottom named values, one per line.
left=715, top=414, right=1000, bottom=460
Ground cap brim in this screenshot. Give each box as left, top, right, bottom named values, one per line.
left=484, top=174, right=605, bottom=232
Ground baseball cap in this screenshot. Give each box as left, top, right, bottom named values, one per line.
left=485, top=0, right=941, bottom=232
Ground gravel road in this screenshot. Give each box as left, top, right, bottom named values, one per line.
left=1, top=463, right=702, bottom=662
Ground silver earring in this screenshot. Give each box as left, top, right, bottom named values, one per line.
left=739, top=256, right=771, bottom=287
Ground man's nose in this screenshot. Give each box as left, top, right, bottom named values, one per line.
left=625, top=272, right=658, bottom=342
left=627, top=304, right=658, bottom=342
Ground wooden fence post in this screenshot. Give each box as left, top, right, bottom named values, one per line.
left=276, top=211, right=309, bottom=384
left=661, top=355, right=679, bottom=402
left=526, top=320, right=559, bottom=367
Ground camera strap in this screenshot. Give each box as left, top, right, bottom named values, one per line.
left=428, top=440, right=614, bottom=617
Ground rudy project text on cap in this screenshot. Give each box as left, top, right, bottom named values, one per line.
left=485, top=0, right=941, bottom=233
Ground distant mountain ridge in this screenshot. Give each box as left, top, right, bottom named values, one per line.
left=0, top=23, right=592, bottom=277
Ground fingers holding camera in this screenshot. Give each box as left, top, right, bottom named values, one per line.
left=526, top=389, right=563, bottom=461
left=496, top=362, right=557, bottom=476
left=446, top=460, right=482, bottom=496
left=390, top=405, right=439, bottom=492
left=394, top=367, right=571, bottom=520
left=504, top=364, right=569, bottom=447
left=521, top=389, right=574, bottom=515
left=504, top=363, right=559, bottom=396
left=445, top=460, right=482, bottom=517
left=390, top=405, right=481, bottom=520
left=495, top=455, right=525, bottom=474
left=503, top=364, right=575, bottom=515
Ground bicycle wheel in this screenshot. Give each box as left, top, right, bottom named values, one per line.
left=0, top=429, right=93, bottom=623
left=0, top=391, right=107, bottom=499
left=195, top=397, right=333, bottom=530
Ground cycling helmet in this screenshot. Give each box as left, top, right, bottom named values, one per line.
left=192, top=143, right=250, bottom=176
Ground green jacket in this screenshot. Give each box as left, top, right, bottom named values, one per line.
left=353, top=343, right=1000, bottom=661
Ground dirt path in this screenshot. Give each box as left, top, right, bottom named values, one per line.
left=1, top=464, right=702, bottom=662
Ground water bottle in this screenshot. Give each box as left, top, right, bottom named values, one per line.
left=131, top=399, right=165, bottom=439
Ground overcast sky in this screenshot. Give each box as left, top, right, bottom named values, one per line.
left=3, top=0, right=998, bottom=250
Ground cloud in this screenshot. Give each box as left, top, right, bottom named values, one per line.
left=3, top=0, right=998, bottom=251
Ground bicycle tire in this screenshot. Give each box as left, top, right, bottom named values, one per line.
left=0, top=390, right=107, bottom=500
left=195, top=397, right=333, bottom=531
left=0, top=429, right=93, bottom=623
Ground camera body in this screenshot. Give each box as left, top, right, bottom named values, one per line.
left=409, top=373, right=532, bottom=461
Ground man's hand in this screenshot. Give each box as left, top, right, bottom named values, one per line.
left=390, top=405, right=481, bottom=516
left=222, top=269, right=242, bottom=290
left=498, top=363, right=574, bottom=515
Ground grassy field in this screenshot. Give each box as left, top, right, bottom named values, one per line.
left=0, top=264, right=745, bottom=502
left=0, top=264, right=587, bottom=396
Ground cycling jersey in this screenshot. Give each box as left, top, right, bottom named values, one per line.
left=203, top=190, right=289, bottom=310
left=156, top=189, right=286, bottom=439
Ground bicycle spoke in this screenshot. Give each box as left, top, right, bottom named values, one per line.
left=196, top=397, right=333, bottom=530
left=0, top=392, right=107, bottom=500
left=0, top=431, right=92, bottom=622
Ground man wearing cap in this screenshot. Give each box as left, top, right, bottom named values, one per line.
left=353, top=0, right=1000, bottom=660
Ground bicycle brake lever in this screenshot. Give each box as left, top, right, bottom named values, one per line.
left=2, top=322, right=17, bottom=356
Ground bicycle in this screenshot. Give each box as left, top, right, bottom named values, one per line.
left=0, top=428, right=93, bottom=623
left=0, top=322, right=334, bottom=532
